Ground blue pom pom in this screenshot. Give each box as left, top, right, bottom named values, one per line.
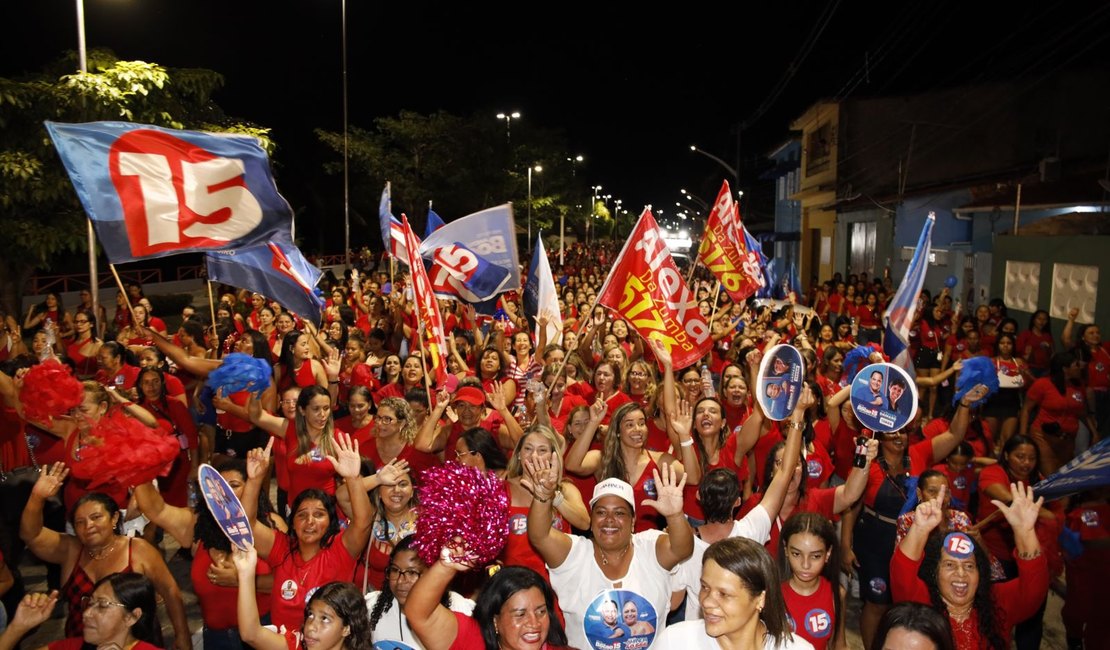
left=842, top=346, right=875, bottom=385
left=898, top=476, right=921, bottom=517
left=952, top=356, right=999, bottom=408
left=207, top=353, right=273, bottom=396
left=944, top=275, right=958, bottom=289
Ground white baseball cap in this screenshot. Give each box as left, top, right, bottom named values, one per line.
left=590, top=478, right=636, bottom=512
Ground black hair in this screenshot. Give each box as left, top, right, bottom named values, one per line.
left=278, top=330, right=307, bottom=378
left=703, top=537, right=793, bottom=645
left=698, top=468, right=742, bottom=523
left=286, top=488, right=342, bottom=556
left=368, top=537, right=451, bottom=631
left=761, top=440, right=806, bottom=500
left=920, top=530, right=1001, bottom=649
left=460, top=427, right=508, bottom=471
left=472, top=566, right=568, bottom=650
left=304, top=581, right=373, bottom=650
left=181, top=319, right=206, bottom=343
left=1027, top=309, right=1051, bottom=335
left=778, top=513, right=841, bottom=639
left=1049, top=351, right=1077, bottom=396
left=92, top=573, right=160, bottom=645
left=872, top=601, right=955, bottom=650
left=999, top=434, right=1042, bottom=484
left=135, top=366, right=168, bottom=402
left=71, top=492, right=121, bottom=527
left=74, top=309, right=100, bottom=342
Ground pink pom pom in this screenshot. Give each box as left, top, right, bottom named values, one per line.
left=412, top=462, right=509, bottom=568
left=69, top=411, right=180, bottom=489
left=20, top=360, right=84, bottom=426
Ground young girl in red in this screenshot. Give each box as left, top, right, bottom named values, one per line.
left=778, top=512, right=845, bottom=650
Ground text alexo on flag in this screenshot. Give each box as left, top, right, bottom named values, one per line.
left=597, top=209, right=712, bottom=370
left=696, top=180, right=764, bottom=303
left=46, top=121, right=293, bottom=263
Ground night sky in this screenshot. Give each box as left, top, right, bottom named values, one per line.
left=3, top=1, right=1109, bottom=238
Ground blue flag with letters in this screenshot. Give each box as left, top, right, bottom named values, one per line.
left=418, top=204, right=520, bottom=310
left=45, top=121, right=292, bottom=263
left=205, top=241, right=324, bottom=323
left=425, top=208, right=446, bottom=238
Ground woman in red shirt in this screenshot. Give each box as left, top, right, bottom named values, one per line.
left=1017, top=310, right=1054, bottom=378
left=892, top=481, right=1048, bottom=650
left=1020, top=352, right=1097, bottom=475
left=982, top=332, right=1030, bottom=447
left=857, top=292, right=883, bottom=346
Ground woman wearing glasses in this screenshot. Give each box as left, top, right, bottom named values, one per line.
left=366, top=537, right=475, bottom=648
left=67, top=309, right=101, bottom=379
left=0, top=573, right=163, bottom=650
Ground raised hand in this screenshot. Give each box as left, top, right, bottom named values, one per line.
left=31, top=462, right=69, bottom=500
left=245, top=437, right=273, bottom=481
left=323, top=347, right=342, bottom=380
left=521, top=453, right=560, bottom=502
left=376, top=458, right=411, bottom=487
left=993, top=481, right=1043, bottom=535
left=230, top=542, right=258, bottom=575
left=326, top=431, right=361, bottom=479
left=486, top=382, right=506, bottom=412
left=648, top=337, right=672, bottom=368
left=794, top=384, right=816, bottom=414
left=588, top=398, right=607, bottom=425
left=439, top=536, right=477, bottom=572
left=668, top=398, right=693, bottom=442
left=960, top=383, right=990, bottom=406
left=9, top=590, right=60, bottom=632
left=641, top=462, right=687, bottom=517
left=913, top=484, right=946, bottom=533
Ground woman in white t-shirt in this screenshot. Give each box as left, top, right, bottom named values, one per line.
left=659, top=537, right=813, bottom=649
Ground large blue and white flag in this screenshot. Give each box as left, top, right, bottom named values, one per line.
left=45, top=121, right=292, bottom=263
left=206, top=242, right=324, bottom=323
left=524, top=234, right=562, bottom=345
left=418, top=204, right=521, bottom=306
left=1035, top=438, right=1110, bottom=500
left=427, top=242, right=512, bottom=302
left=884, top=213, right=936, bottom=374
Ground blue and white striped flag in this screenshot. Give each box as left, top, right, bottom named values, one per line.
left=883, top=212, right=936, bottom=374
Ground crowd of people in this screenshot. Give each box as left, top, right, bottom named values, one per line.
left=0, top=239, right=1105, bottom=650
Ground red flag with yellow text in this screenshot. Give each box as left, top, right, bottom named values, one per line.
left=696, top=180, right=763, bottom=303
left=597, top=209, right=712, bottom=370
left=402, top=215, right=449, bottom=386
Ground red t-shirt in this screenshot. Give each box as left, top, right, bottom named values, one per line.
left=782, top=577, right=837, bottom=650
left=751, top=425, right=784, bottom=490
left=362, top=442, right=440, bottom=486
left=890, top=546, right=1048, bottom=650
left=268, top=531, right=357, bottom=632
left=95, top=364, right=140, bottom=390
left=684, top=433, right=747, bottom=521
left=280, top=421, right=337, bottom=501
left=444, top=410, right=507, bottom=457
left=1087, top=343, right=1110, bottom=391
left=738, top=488, right=838, bottom=553
left=977, top=464, right=1016, bottom=560
left=1017, top=330, right=1054, bottom=371
left=1027, top=377, right=1086, bottom=435
left=863, top=440, right=934, bottom=507
left=191, top=542, right=272, bottom=629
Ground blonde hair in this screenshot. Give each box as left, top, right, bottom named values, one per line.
left=376, top=397, right=417, bottom=444
left=506, top=425, right=565, bottom=479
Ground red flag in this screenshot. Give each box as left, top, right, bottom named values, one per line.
left=696, top=180, right=762, bottom=303
left=597, top=209, right=712, bottom=369
left=401, top=216, right=449, bottom=387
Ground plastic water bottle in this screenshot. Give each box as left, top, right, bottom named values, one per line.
left=700, top=364, right=717, bottom=398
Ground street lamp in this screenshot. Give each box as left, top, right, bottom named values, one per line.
left=562, top=155, right=584, bottom=264
left=527, top=164, right=542, bottom=244
left=341, top=0, right=350, bottom=267
left=496, top=111, right=521, bottom=143
left=680, top=188, right=710, bottom=211
left=689, top=144, right=741, bottom=191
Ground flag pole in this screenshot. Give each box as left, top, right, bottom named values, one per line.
left=207, top=280, right=218, bottom=327
left=108, top=264, right=138, bottom=326
left=544, top=293, right=604, bottom=386
left=413, top=307, right=435, bottom=410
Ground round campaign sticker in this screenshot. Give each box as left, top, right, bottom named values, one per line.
left=583, top=589, right=657, bottom=649
left=849, top=363, right=918, bottom=433
left=280, top=578, right=298, bottom=601
left=757, top=344, right=805, bottom=421
left=198, top=464, right=254, bottom=551
left=942, top=532, right=976, bottom=559
left=803, top=607, right=833, bottom=639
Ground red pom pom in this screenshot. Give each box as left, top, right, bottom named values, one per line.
left=412, top=462, right=509, bottom=568
left=350, top=364, right=378, bottom=391
left=69, top=411, right=179, bottom=489
left=20, top=360, right=84, bottom=426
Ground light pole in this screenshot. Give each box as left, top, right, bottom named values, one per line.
left=679, top=188, right=710, bottom=211
left=562, top=155, right=584, bottom=265
left=590, top=185, right=602, bottom=245
left=77, top=0, right=99, bottom=333
left=527, top=164, right=542, bottom=244
left=341, top=0, right=350, bottom=267
left=496, top=111, right=521, bottom=143
left=689, top=144, right=741, bottom=192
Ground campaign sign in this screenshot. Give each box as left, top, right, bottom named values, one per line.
left=583, top=589, right=657, bottom=650
left=197, top=464, right=253, bottom=551
left=757, top=344, right=805, bottom=421
left=849, top=363, right=918, bottom=433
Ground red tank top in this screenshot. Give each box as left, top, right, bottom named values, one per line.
left=66, top=339, right=99, bottom=378
left=62, top=538, right=134, bottom=637
left=500, top=488, right=570, bottom=579
left=631, top=455, right=662, bottom=532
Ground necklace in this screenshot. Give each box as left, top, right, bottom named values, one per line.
left=87, top=538, right=118, bottom=561
left=598, top=543, right=630, bottom=567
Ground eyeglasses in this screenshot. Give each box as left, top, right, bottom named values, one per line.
left=376, top=416, right=397, bottom=424
left=81, top=596, right=128, bottom=612
left=75, top=319, right=90, bottom=324
left=386, top=566, right=422, bottom=581
left=455, top=449, right=479, bottom=460
left=281, top=399, right=299, bottom=405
